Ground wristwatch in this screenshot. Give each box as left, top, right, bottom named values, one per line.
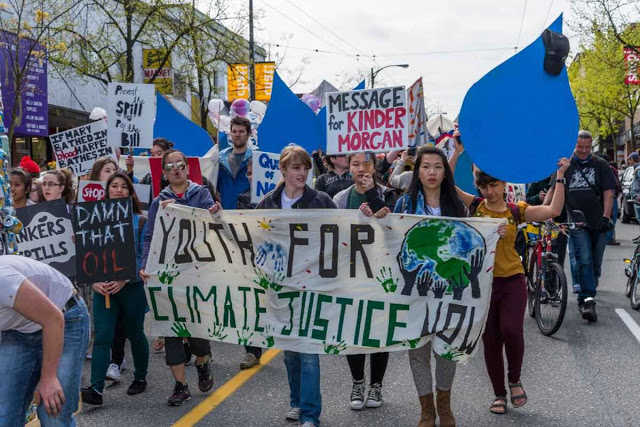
left=556, top=178, right=566, bottom=185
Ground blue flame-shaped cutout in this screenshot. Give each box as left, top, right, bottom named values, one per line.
left=458, top=14, right=578, bottom=184
left=258, top=72, right=365, bottom=154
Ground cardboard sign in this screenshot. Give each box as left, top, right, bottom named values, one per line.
left=73, top=198, right=137, bottom=283
left=15, top=200, right=75, bottom=277
left=145, top=205, right=500, bottom=359
left=78, top=180, right=106, bottom=202
left=250, top=151, right=313, bottom=203
left=49, top=120, right=115, bottom=177
left=107, top=82, right=156, bottom=148
left=77, top=180, right=151, bottom=212
left=148, top=157, right=203, bottom=198
left=326, top=86, right=408, bottom=155
left=407, top=78, right=428, bottom=147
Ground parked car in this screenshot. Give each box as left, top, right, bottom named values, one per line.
left=622, top=166, right=636, bottom=223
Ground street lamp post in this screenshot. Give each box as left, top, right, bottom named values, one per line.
left=370, top=64, right=409, bottom=88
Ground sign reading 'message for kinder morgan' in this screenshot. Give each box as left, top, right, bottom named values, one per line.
left=326, top=86, right=408, bottom=155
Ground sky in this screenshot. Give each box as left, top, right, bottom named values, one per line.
left=238, top=0, right=577, bottom=118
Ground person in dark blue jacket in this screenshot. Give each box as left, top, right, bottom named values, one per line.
left=140, top=149, right=221, bottom=407
left=217, top=116, right=253, bottom=209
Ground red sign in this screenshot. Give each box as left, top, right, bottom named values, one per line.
left=81, top=183, right=106, bottom=201
left=624, top=47, right=640, bottom=85
left=148, top=157, right=203, bottom=198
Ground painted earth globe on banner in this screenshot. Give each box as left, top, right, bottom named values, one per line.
left=397, top=219, right=486, bottom=300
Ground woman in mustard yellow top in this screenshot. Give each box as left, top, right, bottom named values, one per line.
left=450, top=134, right=569, bottom=415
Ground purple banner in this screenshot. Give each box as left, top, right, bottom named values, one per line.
left=0, top=31, right=48, bottom=137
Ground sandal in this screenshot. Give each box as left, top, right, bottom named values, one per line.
left=489, top=397, right=507, bottom=414
left=153, top=337, right=165, bottom=352
left=509, top=382, right=528, bottom=408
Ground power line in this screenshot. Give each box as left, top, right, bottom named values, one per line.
left=515, top=0, right=528, bottom=51
left=262, top=43, right=516, bottom=58
left=262, top=2, right=355, bottom=57
left=281, top=0, right=369, bottom=56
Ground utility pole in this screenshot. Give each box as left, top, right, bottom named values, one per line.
left=249, top=0, right=255, bottom=100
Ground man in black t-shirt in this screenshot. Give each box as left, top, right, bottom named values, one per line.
left=314, top=154, right=354, bottom=198
left=547, top=131, right=616, bottom=322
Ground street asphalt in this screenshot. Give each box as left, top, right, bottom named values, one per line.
left=76, top=222, right=640, bottom=427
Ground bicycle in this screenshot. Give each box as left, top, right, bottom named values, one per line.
left=524, top=219, right=584, bottom=336
left=623, top=241, right=640, bottom=310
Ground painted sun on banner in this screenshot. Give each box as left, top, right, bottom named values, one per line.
left=145, top=205, right=502, bottom=362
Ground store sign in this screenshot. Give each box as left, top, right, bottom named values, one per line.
left=143, top=49, right=173, bottom=94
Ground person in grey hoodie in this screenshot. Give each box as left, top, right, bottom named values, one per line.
left=140, top=149, right=221, bottom=407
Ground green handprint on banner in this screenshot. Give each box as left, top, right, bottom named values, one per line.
left=269, top=272, right=285, bottom=292
left=171, top=321, right=191, bottom=338
left=207, top=322, right=227, bottom=341
left=323, top=340, right=347, bottom=355
left=261, top=324, right=276, bottom=348
left=401, top=338, right=421, bottom=349
left=253, top=267, right=285, bottom=292
left=253, top=267, right=270, bottom=290
left=376, top=266, right=398, bottom=293
left=159, top=264, right=180, bottom=285
left=440, top=345, right=465, bottom=362
left=236, top=326, right=254, bottom=346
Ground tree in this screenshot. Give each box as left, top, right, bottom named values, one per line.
left=0, top=0, right=79, bottom=143
left=569, top=4, right=640, bottom=147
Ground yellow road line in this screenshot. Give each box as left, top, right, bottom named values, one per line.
left=172, top=349, right=281, bottom=427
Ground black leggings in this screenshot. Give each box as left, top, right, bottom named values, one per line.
left=346, top=353, right=390, bottom=385
left=110, top=314, right=126, bottom=366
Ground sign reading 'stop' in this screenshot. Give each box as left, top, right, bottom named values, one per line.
left=326, top=86, right=408, bottom=155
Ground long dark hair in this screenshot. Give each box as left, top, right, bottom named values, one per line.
left=106, top=172, right=142, bottom=214
left=407, top=146, right=467, bottom=217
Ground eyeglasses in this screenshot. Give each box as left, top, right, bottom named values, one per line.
left=42, top=182, right=62, bottom=187
left=163, top=161, right=186, bottom=171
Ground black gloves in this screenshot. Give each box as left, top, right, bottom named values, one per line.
left=596, top=216, right=612, bottom=233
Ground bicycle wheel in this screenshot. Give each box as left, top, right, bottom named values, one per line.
left=625, top=262, right=636, bottom=298
left=535, top=262, right=568, bottom=336
left=631, top=266, right=640, bottom=310
left=526, top=251, right=537, bottom=318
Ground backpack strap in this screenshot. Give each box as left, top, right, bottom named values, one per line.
left=469, top=197, right=483, bottom=216
left=508, top=202, right=521, bottom=223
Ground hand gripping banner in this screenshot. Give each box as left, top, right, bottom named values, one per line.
left=145, top=205, right=501, bottom=362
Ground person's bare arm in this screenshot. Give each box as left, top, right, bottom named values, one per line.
left=543, top=185, right=554, bottom=205
left=448, top=132, right=476, bottom=207
left=603, top=189, right=614, bottom=219
left=524, top=158, right=570, bottom=222
left=13, top=280, right=66, bottom=417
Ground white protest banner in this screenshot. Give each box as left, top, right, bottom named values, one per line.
left=49, top=120, right=115, bottom=177
left=145, top=205, right=501, bottom=360
left=251, top=151, right=313, bottom=204
left=407, top=78, right=428, bottom=148
left=326, top=86, right=408, bottom=155
left=107, top=82, right=156, bottom=148
left=15, top=199, right=76, bottom=277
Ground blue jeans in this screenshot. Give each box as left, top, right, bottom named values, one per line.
left=0, top=297, right=90, bottom=427
left=570, top=228, right=608, bottom=302
left=607, top=199, right=619, bottom=242
left=284, top=351, right=321, bottom=426
left=568, top=235, right=580, bottom=289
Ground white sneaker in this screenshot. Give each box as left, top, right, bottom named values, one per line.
left=350, top=380, right=366, bottom=410
left=285, top=407, right=300, bottom=420
left=365, top=382, right=383, bottom=408
left=300, top=423, right=316, bottom=427
left=106, top=363, right=121, bottom=382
